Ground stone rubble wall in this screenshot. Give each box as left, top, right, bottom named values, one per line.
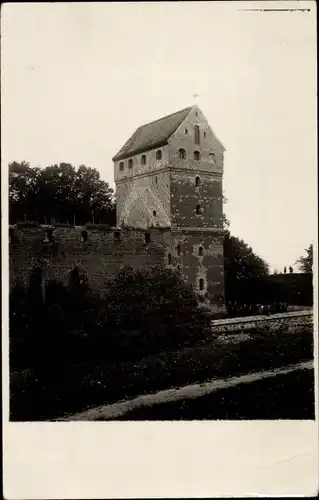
left=211, top=310, right=313, bottom=334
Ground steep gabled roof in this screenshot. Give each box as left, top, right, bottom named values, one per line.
left=112, top=106, right=193, bottom=162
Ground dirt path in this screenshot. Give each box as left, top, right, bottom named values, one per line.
left=57, top=359, right=313, bottom=421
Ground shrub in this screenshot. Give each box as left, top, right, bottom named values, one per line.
left=103, top=265, right=210, bottom=349
left=9, top=265, right=212, bottom=418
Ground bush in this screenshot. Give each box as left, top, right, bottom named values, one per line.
left=10, top=265, right=210, bottom=369
left=103, top=266, right=210, bottom=349
left=9, top=265, right=212, bottom=419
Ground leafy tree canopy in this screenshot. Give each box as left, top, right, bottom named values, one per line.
left=224, top=231, right=270, bottom=281
left=9, top=161, right=116, bottom=226
left=295, top=244, right=313, bottom=273
left=223, top=231, right=270, bottom=302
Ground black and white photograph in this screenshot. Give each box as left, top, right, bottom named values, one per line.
left=2, top=1, right=318, bottom=497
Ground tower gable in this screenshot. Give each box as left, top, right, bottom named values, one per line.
left=167, top=106, right=224, bottom=230
left=168, top=105, right=225, bottom=173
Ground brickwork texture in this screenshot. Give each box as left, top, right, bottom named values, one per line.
left=9, top=106, right=226, bottom=307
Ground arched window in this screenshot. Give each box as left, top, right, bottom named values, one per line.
left=199, top=278, right=205, bottom=291
left=156, top=150, right=162, bottom=160
left=195, top=176, right=200, bottom=187
left=119, top=161, right=124, bottom=171
left=194, top=151, right=200, bottom=161
left=168, top=253, right=172, bottom=265
left=81, top=230, right=88, bottom=242
left=177, top=243, right=181, bottom=256
left=185, top=128, right=188, bottom=134
left=196, top=204, right=201, bottom=215
left=198, top=246, right=204, bottom=257
left=145, top=232, right=151, bottom=244
left=194, top=125, right=200, bottom=145
left=141, top=155, right=146, bottom=165
left=153, top=210, right=157, bottom=217
left=113, top=231, right=121, bottom=242
left=128, top=159, right=133, bottom=168
left=179, top=148, right=186, bottom=159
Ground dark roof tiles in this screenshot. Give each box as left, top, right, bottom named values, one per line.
left=112, top=106, right=193, bottom=161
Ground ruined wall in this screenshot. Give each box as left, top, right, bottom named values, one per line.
left=9, top=224, right=225, bottom=308
left=9, top=226, right=167, bottom=292
left=211, top=310, right=313, bottom=334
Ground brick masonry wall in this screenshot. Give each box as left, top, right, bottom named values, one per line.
left=170, top=172, right=222, bottom=228
left=168, top=105, right=224, bottom=229
left=115, top=145, right=171, bottom=228
left=9, top=225, right=225, bottom=306
left=114, top=106, right=225, bottom=232
left=166, top=106, right=225, bottom=300
left=9, top=226, right=167, bottom=293
left=162, top=230, right=225, bottom=304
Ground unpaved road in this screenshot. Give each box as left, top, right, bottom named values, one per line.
left=58, top=360, right=314, bottom=421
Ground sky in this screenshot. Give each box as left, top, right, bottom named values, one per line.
left=1, top=1, right=317, bottom=272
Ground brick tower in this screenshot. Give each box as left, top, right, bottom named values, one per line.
left=112, top=105, right=225, bottom=308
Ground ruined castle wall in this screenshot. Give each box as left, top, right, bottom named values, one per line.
left=9, top=226, right=167, bottom=292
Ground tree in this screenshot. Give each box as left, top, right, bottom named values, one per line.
left=295, top=244, right=313, bottom=273
left=9, top=161, right=116, bottom=225
left=224, top=231, right=269, bottom=280
left=223, top=231, right=270, bottom=303
left=9, top=161, right=41, bottom=223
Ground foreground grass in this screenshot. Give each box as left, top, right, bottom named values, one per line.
left=10, top=326, right=313, bottom=421
left=109, top=369, right=315, bottom=421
